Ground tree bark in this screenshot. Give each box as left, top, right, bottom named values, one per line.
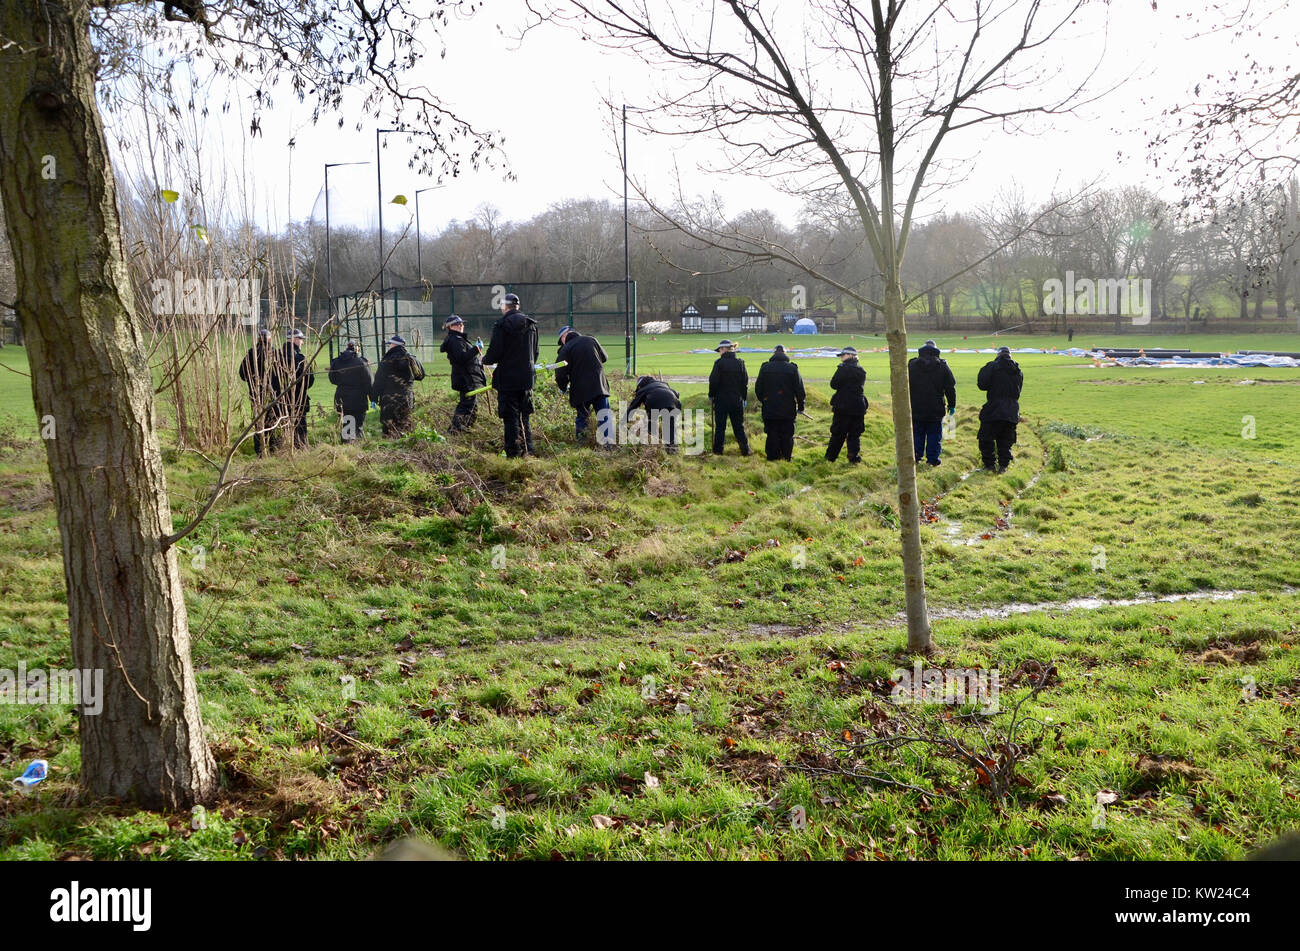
left=0, top=0, right=216, bottom=808
left=883, top=280, right=932, bottom=652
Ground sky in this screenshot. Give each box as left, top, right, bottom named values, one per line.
left=125, top=0, right=1297, bottom=235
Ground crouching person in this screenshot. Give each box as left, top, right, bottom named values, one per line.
left=626, top=375, right=683, bottom=451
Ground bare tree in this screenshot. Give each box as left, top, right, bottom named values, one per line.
left=531, top=0, right=1113, bottom=650
left=0, top=0, right=498, bottom=808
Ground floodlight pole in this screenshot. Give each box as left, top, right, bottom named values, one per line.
left=623, top=105, right=632, bottom=376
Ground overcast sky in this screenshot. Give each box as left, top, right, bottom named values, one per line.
left=146, top=0, right=1295, bottom=235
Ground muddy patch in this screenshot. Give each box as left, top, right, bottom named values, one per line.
left=1192, top=638, right=1265, bottom=665
left=644, top=477, right=685, bottom=497
left=1135, top=754, right=1206, bottom=785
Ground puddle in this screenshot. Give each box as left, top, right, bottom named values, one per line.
left=961, top=457, right=1046, bottom=544
left=919, top=588, right=1268, bottom=622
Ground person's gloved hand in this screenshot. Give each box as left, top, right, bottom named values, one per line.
left=370, top=401, right=378, bottom=410
left=948, top=406, right=956, bottom=416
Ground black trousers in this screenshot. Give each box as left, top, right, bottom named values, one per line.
left=249, top=391, right=284, bottom=457
left=712, top=402, right=749, bottom=455
left=336, top=394, right=368, bottom=443
left=379, top=392, right=415, bottom=437
left=763, top=417, right=795, bottom=461
left=450, top=391, right=479, bottom=432
left=498, top=390, right=535, bottom=457
left=826, top=412, right=865, bottom=462
left=978, top=419, right=1018, bottom=468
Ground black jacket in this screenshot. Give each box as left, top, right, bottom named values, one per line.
left=754, top=352, right=806, bottom=420
left=908, top=345, right=957, bottom=421
left=708, top=352, right=749, bottom=409
left=239, top=342, right=285, bottom=398
left=440, top=330, right=486, bottom=392
left=482, top=309, right=539, bottom=393
left=555, top=333, right=610, bottom=408
left=977, top=354, right=1023, bottom=423
left=371, top=345, right=425, bottom=402
left=830, top=358, right=868, bottom=414
left=281, top=342, right=315, bottom=406
left=626, top=378, right=681, bottom=418
left=328, top=349, right=373, bottom=401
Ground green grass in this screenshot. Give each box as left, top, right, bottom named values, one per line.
left=0, top=331, right=1297, bottom=859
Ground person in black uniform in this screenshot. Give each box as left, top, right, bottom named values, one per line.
left=907, top=339, right=956, bottom=466
left=482, top=292, right=539, bottom=458
left=754, top=344, right=805, bottom=461
left=555, top=325, right=612, bottom=446
left=977, top=346, right=1024, bottom=472
left=238, top=328, right=286, bottom=456
left=440, top=314, right=485, bottom=433
left=707, top=339, right=750, bottom=456
left=328, top=339, right=373, bottom=443
left=826, top=346, right=867, bottom=464
left=626, top=375, right=683, bottom=451
left=370, top=334, right=425, bottom=437
left=282, top=328, right=315, bottom=449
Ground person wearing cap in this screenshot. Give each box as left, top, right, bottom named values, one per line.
left=976, top=346, right=1024, bottom=472
left=482, top=292, right=539, bottom=457
left=908, top=339, right=956, bottom=467
left=370, top=334, right=426, bottom=437
left=707, top=339, right=750, bottom=456
left=754, top=344, right=805, bottom=461
left=440, top=315, right=485, bottom=433
left=826, top=346, right=867, bottom=464
left=555, top=325, right=612, bottom=446
left=328, top=339, right=374, bottom=443
left=281, top=328, right=316, bottom=449
left=626, top=375, right=683, bottom=451
left=238, top=327, right=287, bottom=456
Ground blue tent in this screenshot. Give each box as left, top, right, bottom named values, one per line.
left=793, top=317, right=818, bottom=334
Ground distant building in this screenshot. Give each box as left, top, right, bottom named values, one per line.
left=679, top=298, right=766, bottom=333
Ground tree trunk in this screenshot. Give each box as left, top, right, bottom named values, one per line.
left=883, top=279, right=931, bottom=652
left=0, top=0, right=216, bottom=808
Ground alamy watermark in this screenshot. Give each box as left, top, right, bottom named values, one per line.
left=891, top=661, right=1000, bottom=713
left=151, top=272, right=261, bottom=320
left=1043, top=271, right=1151, bottom=326
left=0, top=664, right=104, bottom=715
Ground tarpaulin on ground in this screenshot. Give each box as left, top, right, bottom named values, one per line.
left=688, top=345, right=1098, bottom=358
left=1106, top=353, right=1300, bottom=368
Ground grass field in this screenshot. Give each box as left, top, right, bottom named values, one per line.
left=1, top=331, right=1298, bottom=860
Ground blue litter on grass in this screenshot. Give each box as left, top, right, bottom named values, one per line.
left=12, top=759, right=48, bottom=789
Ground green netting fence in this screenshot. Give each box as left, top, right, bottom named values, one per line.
left=329, top=280, right=636, bottom=371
